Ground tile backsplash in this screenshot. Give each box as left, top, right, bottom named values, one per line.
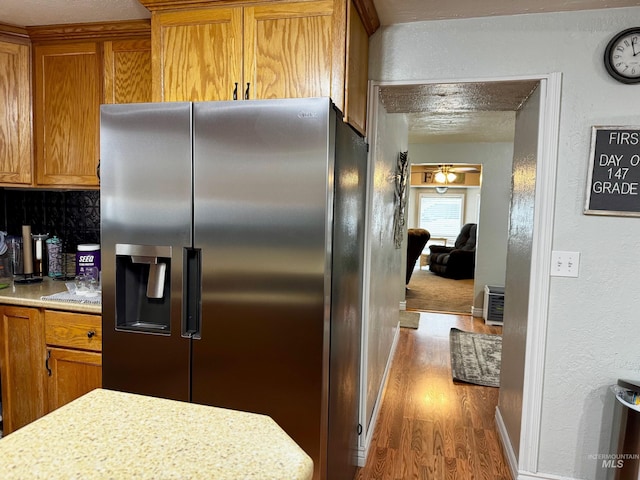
left=0, top=189, right=100, bottom=253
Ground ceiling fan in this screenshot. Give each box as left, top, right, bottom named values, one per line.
left=417, top=163, right=482, bottom=174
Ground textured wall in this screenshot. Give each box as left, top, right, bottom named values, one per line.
left=364, top=98, right=407, bottom=430
left=369, top=7, right=640, bottom=478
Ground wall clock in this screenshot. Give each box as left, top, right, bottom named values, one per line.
left=604, top=27, right=640, bottom=84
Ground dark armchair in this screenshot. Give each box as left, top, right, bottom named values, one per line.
left=428, top=223, right=477, bottom=279
left=406, top=228, right=430, bottom=284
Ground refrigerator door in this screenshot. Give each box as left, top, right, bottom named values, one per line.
left=192, top=98, right=332, bottom=470
left=100, top=102, right=192, bottom=401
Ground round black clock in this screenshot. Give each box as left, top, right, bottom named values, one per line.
left=604, top=27, right=640, bottom=84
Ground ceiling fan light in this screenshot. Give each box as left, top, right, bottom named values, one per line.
left=434, top=171, right=447, bottom=183
left=447, top=172, right=457, bottom=182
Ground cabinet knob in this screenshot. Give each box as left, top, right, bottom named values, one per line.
left=87, top=330, right=96, bottom=339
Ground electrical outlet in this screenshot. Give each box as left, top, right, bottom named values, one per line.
left=550, top=251, right=580, bottom=277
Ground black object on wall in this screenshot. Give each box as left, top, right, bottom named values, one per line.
left=585, top=126, right=640, bottom=217
left=0, top=189, right=100, bottom=251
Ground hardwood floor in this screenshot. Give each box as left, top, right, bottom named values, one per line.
left=354, top=312, right=512, bottom=480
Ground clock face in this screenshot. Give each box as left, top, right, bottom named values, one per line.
left=605, top=28, right=640, bottom=84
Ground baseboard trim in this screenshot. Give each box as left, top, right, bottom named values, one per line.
left=494, top=408, right=579, bottom=480
left=495, top=406, right=519, bottom=480
left=399, top=300, right=407, bottom=311
left=356, top=324, right=401, bottom=467
left=517, top=472, right=581, bottom=480
left=471, top=306, right=483, bottom=317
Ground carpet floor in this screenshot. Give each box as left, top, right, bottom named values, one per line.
left=406, top=267, right=474, bottom=314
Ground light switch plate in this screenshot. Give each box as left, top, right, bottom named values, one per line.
left=550, top=251, right=580, bottom=277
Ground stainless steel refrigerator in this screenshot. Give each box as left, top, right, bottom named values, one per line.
left=100, top=98, right=367, bottom=480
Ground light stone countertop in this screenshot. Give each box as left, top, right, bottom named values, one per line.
left=0, top=277, right=101, bottom=314
left=0, top=388, right=314, bottom=480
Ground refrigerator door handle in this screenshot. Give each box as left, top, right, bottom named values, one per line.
left=183, top=247, right=202, bottom=338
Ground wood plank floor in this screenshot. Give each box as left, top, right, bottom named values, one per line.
left=354, top=312, right=512, bottom=480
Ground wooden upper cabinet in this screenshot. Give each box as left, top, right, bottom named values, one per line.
left=0, top=40, right=32, bottom=185
left=142, top=0, right=379, bottom=133
left=34, top=42, right=101, bottom=187
left=151, top=0, right=345, bottom=105
left=344, top=0, right=368, bottom=135
left=104, top=39, right=152, bottom=104
left=152, top=8, right=242, bottom=102
left=244, top=1, right=337, bottom=102
left=27, top=20, right=151, bottom=188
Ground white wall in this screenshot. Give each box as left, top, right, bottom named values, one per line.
left=363, top=96, right=408, bottom=434
left=370, top=7, right=640, bottom=479
left=408, top=143, right=514, bottom=310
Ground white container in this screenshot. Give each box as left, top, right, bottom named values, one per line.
left=76, top=244, right=101, bottom=279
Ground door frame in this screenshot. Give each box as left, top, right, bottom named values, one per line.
left=360, top=72, right=562, bottom=475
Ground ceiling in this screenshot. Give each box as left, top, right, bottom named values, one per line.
left=379, top=81, right=538, bottom=143
left=1, top=0, right=638, bottom=28
left=1, top=0, right=637, bottom=145
left=374, top=0, right=640, bottom=26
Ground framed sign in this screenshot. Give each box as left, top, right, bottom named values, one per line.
left=584, top=126, right=640, bottom=217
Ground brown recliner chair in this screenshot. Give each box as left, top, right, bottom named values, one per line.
left=428, top=223, right=477, bottom=279
left=406, top=228, right=430, bottom=284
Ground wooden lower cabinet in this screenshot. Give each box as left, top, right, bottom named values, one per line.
left=46, top=348, right=102, bottom=412
left=44, top=310, right=102, bottom=413
left=0, top=306, right=47, bottom=434
left=0, top=307, right=103, bottom=433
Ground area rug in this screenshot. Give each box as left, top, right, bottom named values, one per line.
left=399, top=310, right=420, bottom=329
left=449, top=328, right=502, bottom=387
left=406, top=268, right=474, bottom=314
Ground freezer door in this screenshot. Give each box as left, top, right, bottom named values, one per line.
left=192, top=98, right=331, bottom=468
left=100, top=102, right=192, bottom=401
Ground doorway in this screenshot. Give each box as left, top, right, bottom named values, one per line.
left=405, top=164, right=482, bottom=314
left=359, top=74, right=561, bottom=475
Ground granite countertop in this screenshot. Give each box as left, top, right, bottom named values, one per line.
left=0, top=388, right=313, bottom=480
left=0, top=277, right=101, bottom=314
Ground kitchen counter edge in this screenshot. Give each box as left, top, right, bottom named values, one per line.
left=0, top=388, right=314, bottom=480
left=0, top=278, right=101, bottom=315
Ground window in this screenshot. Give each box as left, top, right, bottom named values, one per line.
left=418, top=193, right=464, bottom=244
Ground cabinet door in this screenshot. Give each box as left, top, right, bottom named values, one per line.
left=0, top=306, right=46, bottom=434
left=0, top=40, right=32, bottom=185
left=344, top=0, right=368, bottom=135
left=46, top=347, right=102, bottom=412
left=34, top=42, right=101, bottom=187
left=244, top=0, right=340, bottom=103
left=104, top=39, right=152, bottom=104
left=152, top=7, right=243, bottom=101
